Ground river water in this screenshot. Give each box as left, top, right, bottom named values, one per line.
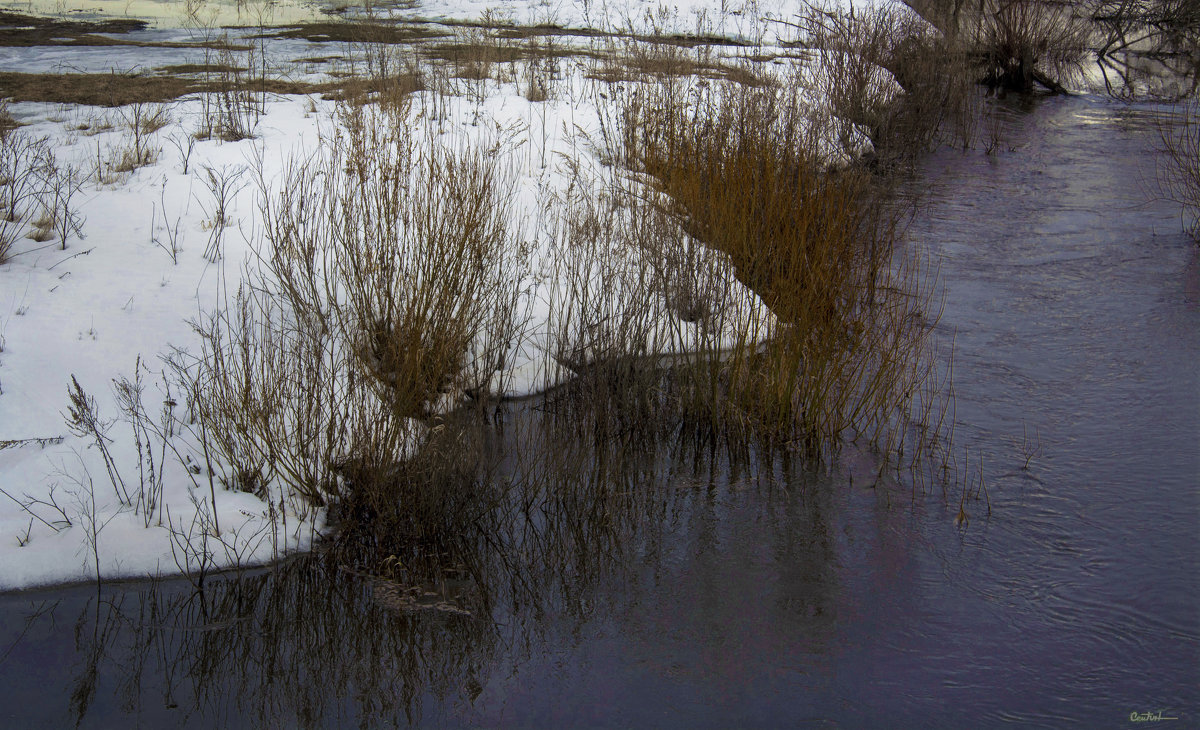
left=1, top=92, right=1196, bottom=728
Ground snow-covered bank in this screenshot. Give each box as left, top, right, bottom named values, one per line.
left=1, top=94, right=335, bottom=589
left=0, top=68, right=771, bottom=591
left=1, top=0, right=913, bottom=591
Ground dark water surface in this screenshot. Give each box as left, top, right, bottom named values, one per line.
left=1, top=93, right=1197, bottom=728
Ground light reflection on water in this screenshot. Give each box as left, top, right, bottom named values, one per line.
left=0, top=94, right=1197, bottom=727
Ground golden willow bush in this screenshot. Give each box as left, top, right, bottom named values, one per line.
left=610, top=73, right=948, bottom=459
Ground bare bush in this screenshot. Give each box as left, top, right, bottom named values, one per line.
left=0, top=128, right=52, bottom=262
left=538, top=175, right=675, bottom=437
left=100, top=101, right=171, bottom=179
left=152, top=184, right=184, bottom=264
left=64, top=376, right=132, bottom=506
left=1092, top=0, right=1200, bottom=97
left=198, top=164, right=247, bottom=261
left=113, top=356, right=180, bottom=527
left=1094, top=0, right=1200, bottom=57
left=977, top=0, right=1090, bottom=92
left=47, top=160, right=87, bottom=249
left=799, top=2, right=913, bottom=154
left=911, top=0, right=1097, bottom=94
left=797, top=0, right=982, bottom=162
left=167, top=131, right=197, bottom=175
left=211, top=41, right=265, bottom=141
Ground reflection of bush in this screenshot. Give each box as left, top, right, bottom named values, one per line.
left=61, top=561, right=495, bottom=727
left=53, top=419, right=878, bottom=728
left=909, top=0, right=1089, bottom=94
left=160, top=14, right=962, bottom=626
left=1159, top=99, right=1200, bottom=242
left=181, top=34, right=954, bottom=568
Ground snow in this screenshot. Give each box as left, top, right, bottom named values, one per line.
left=1, top=95, right=334, bottom=590
left=0, top=0, right=897, bottom=590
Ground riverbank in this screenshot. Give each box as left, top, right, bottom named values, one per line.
left=1, top=0, right=953, bottom=590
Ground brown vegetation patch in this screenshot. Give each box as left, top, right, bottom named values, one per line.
left=156, top=63, right=248, bottom=76
left=293, top=55, right=344, bottom=64
left=630, top=32, right=752, bottom=49
left=0, top=70, right=361, bottom=107
left=423, top=39, right=589, bottom=67
left=491, top=22, right=609, bottom=41
left=452, top=18, right=752, bottom=49
left=0, top=71, right=199, bottom=106
left=611, top=74, right=946, bottom=452
left=320, top=72, right=425, bottom=104
left=264, top=21, right=448, bottom=44
left=0, top=11, right=247, bottom=50
left=588, top=52, right=767, bottom=87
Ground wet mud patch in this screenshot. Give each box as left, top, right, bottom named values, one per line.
left=259, top=20, right=447, bottom=45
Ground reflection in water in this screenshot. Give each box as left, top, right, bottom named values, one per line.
left=1092, top=46, right=1199, bottom=99
left=0, top=402, right=912, bottom=728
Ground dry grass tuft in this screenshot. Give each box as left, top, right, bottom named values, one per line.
left=26, top=211, right=54, bottom=242
left=186, top=101, right=528, bottom=511
left=0, top=101, right=17, bottom=135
